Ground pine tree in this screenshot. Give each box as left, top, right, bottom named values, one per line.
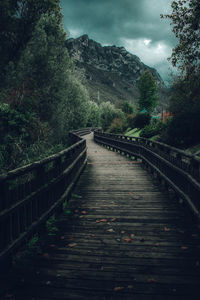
left=138, top=70, right=158, bottom=113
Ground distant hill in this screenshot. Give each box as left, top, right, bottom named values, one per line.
left=66, top=35, right=169, bottom=111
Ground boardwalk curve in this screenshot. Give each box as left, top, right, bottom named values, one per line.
left=2, top=133, right=200, bottom=300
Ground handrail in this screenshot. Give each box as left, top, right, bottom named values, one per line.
left=0, top=128, right=91, bottom=262
left=94, top=131, right=200, bottom=220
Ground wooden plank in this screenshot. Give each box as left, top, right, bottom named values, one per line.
left=1, top=133, right=200, bottom=300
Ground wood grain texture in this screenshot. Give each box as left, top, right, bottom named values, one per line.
left=1, top=133, right=200, bottom=300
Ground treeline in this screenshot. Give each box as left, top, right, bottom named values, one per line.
left=160, top=0, right=200, bottom=147
left=0, top=1, right=97, bottom=172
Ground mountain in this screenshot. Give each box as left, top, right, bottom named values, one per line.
left=66, top=35, right=169, bottom=110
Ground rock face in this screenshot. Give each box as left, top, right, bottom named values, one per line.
left=66, top=34, right=168, bottom=108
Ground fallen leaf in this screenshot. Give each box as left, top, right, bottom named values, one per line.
left=121, top=231, right=125, bottom=234
left=124, top=238, right=131, bottom=243
left=114, top=286, right=124, bottom=292
left=68, top=243, right=77, bottom=247
left=192, top=234, right=198, bottom=238
left=82, top=210, right=87, bottom=214
left=181, top=246, right=189, bottom=250
left=69, top=236, right=74, bottom=241
left=164, top=227, right=170, bottom=232
left=147, top=278, right=157, bottom=283
left=43, top=253, right=49, bottom=259
left=130, top=234, right=135, bottom=238
left=111, top=218, right=116, bottom=222
left=79, top=216, right=84, bottom=219
left=60, top=236, right=65, bottom=240
left=107, top=229, right=115, bottom=233
left=74, top=210, right=79, bottom=213
left=96, top=219, right=107, bottom=223
left=128, top=192, right=133, bottom=195
left=127, top=285, right=134, bottom=289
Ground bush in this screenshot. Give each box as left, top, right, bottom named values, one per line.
left=160, top=109, right=200, bottom=147
left=107, top=118, right=125, bottom=134
left=140, top=119, right=166, bottom=138
left=133, top=113, right=151, bottom=129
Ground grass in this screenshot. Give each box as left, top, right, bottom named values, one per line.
left=149, top=135, right=160, bottom=141
left=186, top=143, right=200, bottom=155
left=125, top=128, right=141, bottom=137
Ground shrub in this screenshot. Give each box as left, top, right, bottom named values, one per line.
left=160, top=109, right=200, bottom=147
left=140, top=119, right=165, bottom=138
left=107, top=118, right=125, bottom=134
left=133, top=113, right=151, bottom=129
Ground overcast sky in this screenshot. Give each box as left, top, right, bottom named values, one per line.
left=60, top=0, right=177, bottom=83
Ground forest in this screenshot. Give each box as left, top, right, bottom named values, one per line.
left=0, top=0, right=200, bottom=173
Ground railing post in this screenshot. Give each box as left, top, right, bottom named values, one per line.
left=0, top=179, right=7, bottom=211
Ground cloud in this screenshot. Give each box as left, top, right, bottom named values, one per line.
left=60, top=0, right=177, bottom=82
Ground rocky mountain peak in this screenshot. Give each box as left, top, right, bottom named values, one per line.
left=66, top=35, right=165, bottom=88
left=66, top=35, right=168, bottom=107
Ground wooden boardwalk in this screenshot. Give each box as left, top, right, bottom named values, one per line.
left=2, top=133, right=200, bottom=299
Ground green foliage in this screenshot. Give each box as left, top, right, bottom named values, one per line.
left=46, top=214, right=59, bottom=236
left=133, top=113, right=151, bottom=129
left=125, top=128, right=141, bottom=138
left=138, top=70, right=158, bottom=113
left=161, top=0, right=200, bottom=75
left=140, top=119, right=166, bottom=138
left=121, top=101, right=135, bottom=114
left=13, top=234, right=40, bottom=267
left=0, top=102, right=51, bottom=171
left=0, top=0, right=61, bottom=87
left=99, top=101, right=125, bottom=131
left=0, top=0, right=93, bottom=173
left=160, top=105, right=200, bottom=147
left=107, top=118, right=126, bottom=134
left=87, top=101, right=100, bottom=127
left=160, top=75, right=200, bottom=147
left=160, top=1, right=200, bottom=148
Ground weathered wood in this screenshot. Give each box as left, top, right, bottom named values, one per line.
left=2, top=133, right=200, bottom=300
left=0, top=130, right=89, bottom=262
left=94, top=131, right=200, bottom=220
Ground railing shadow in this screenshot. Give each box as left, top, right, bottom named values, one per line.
left=0, top=128, right=92, bottom=263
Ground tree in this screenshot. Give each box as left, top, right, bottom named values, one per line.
left=0, top=0, right=93, bottom=171
left=133, top=113, right=151, bottom=129
left=161, top=0, right=200, bottom=75
left=99, top=102, right=125, bottom=131
left=159, top=0, right=200, bottom=147
left=0, top=0, right=60, bottom=87
left=87, top=101, right=100, bottom=127
left=137, top=70, right=158, bottom=113
left=121, top=101, right=135, bottom=114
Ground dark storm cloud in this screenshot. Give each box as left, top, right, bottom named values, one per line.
left=60, top=0, right=177, bottom=82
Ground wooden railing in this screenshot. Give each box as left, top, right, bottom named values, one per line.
left=0, top=128, right=91, bottom=262
left=94, top=131, right=200, bottom=220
